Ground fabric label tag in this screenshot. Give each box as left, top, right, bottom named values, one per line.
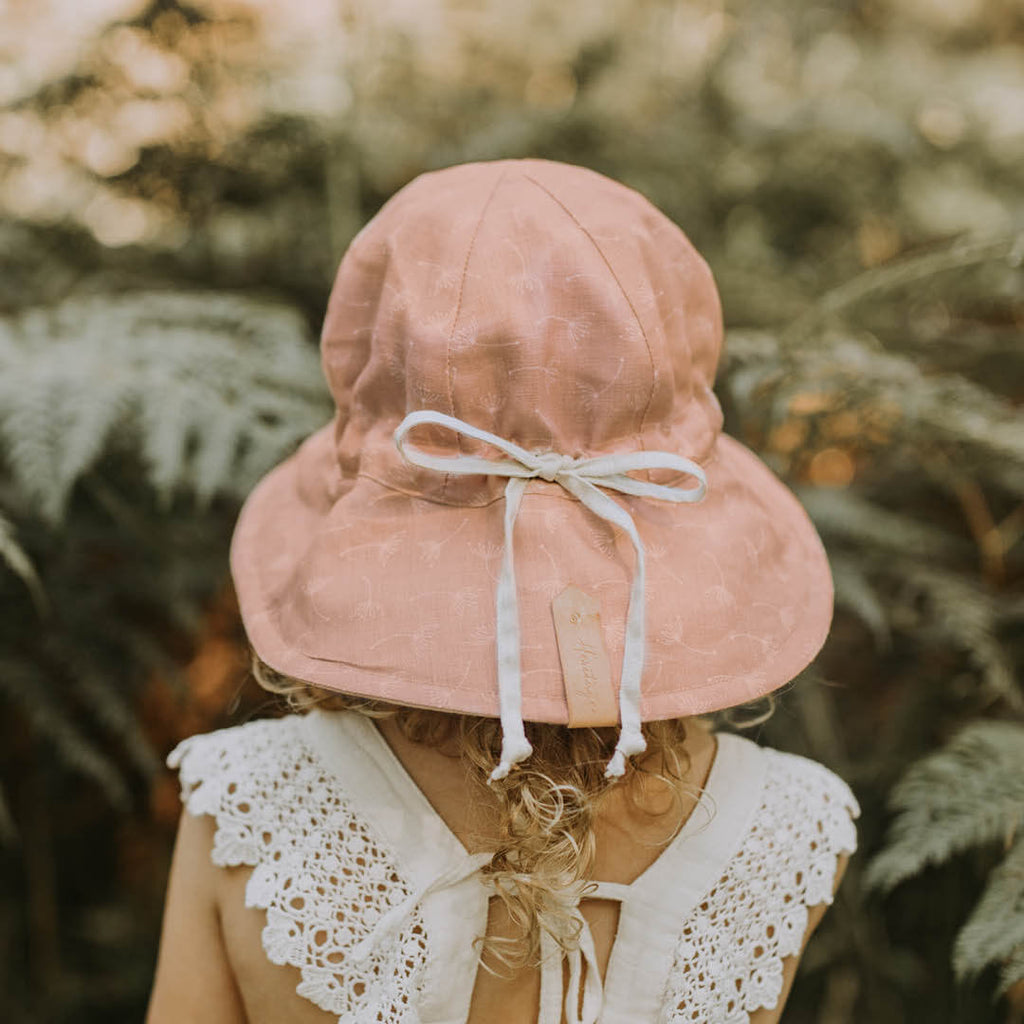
left=551, top=585, right=618, bottom=727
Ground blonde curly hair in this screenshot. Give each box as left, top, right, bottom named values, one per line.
left=248, top=647, right=771, bottom=974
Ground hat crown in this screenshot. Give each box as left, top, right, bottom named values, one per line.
left=318, top=158, right=724, bottom=504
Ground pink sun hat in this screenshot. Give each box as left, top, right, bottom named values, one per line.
left=228, top=157, right=833, bottom=780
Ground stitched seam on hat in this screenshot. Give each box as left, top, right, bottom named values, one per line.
left=522, top=172, right=659, bottom=449
left=441, top=167, right=508, bottom=502
left=357, top=471, right=509, bottom=508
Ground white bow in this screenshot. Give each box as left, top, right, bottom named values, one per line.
left=393, top=409, right=707, bottom=782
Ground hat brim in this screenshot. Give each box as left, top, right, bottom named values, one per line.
left=230, top=422, right=833, bottom=723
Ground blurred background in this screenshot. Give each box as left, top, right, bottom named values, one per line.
left=0, top=0, right=1022, bottom=1021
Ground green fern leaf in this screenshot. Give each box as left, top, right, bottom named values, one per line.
left=830, top=554, right=890, bottom=650
left=726, top=327, right=1024, bottom=499
left=953, top=837, right=1024, bottom=984
left=905, top=565, right=1019, bottom=711
left=0, top=359, right=69, bottom=523
left=0, top=509, right=48, bottom=615
left=72, top=673, right=162, bottom=780
left=57, top=370, right=136, bottom=509
left=137, top=382, right=201, bottom=507
left=0, top=659, right=130, bottom=809
left=865, top=721, right=1024, bottom=893
left=998, top=945, right=1024, bottom=998
left=183, top=380, right=253, bottom=509
left=0, top=291, right=332, bottom=523
left=798, top=487, right=967, bottom=561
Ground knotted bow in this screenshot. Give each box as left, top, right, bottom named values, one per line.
left=393, top=409, right=708, bottom=782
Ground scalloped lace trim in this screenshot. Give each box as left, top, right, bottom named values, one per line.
left=659, top=750, right=859, bottom=1023
left=169, top=719, right=426, bottom=1023
left=170, top=720, right=858, bottom=1024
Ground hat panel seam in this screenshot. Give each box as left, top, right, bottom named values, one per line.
left=441, top=166, right=509, bottom=503
left=521, top=171, right=659, bottom=451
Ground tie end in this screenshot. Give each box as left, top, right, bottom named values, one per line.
left=604, top=728, right=647, bottom=780
left=604, top=750, right=628, bottom=780
left=488, top=734, right=533, bottom=785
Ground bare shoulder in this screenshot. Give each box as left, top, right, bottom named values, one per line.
left=146, top=810, right=247, bottom=1024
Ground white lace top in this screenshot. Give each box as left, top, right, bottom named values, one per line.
left=168, top=710, right=859, bottom=1024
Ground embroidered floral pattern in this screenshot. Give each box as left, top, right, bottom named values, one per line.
left=660, top=749, right=859, bottom=1023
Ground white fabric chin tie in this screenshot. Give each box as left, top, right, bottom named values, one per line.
left=393, top=409, right=708, bottom=783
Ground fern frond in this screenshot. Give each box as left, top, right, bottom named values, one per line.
left=953, top=837, right=1024, bottom=984
left=0, top=659, right=130, bottom=809
left=784, top=232, right=1024, bottom=340
left=818, top=339, right=1024, bottom=478
left=0, top=358, right=69, bottom=524
left=903, top=565, right=1020, bottom=711
left=864, top=721, right=1024, bottom=893
left=0, top=292, right=332, bottom=523
left=0, top=508, right=48, bottom=616
left=799, top=487, right=966, bottom=561
left=723, top=328, right=1024, bottom=498
left=190, top=392, right=249, bottom=509
left=136, top=381, right=199, bottom=508
left=998, top=945, right=1024, bottom=998
left=72, top=673, right=162, bottom=779
left=719, top=329, right=783, bottom=405
left=830, top=554, right=890, bottom=650
left=60, top=379, right=137, bottom=504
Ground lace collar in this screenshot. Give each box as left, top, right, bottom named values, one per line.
left=299, top=709, right=767, bottom=1024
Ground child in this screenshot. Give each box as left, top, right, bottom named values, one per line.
left=146, top=158, right=858, bottom=1024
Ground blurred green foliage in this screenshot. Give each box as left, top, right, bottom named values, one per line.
left=0, top=0, right=1022, bottom=1021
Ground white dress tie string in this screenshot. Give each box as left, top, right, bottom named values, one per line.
left=537, top=880, right=633, bottom=1024
left=351, top=842, right=633, bottom=1024
left=393, top=409, right=708, bottom=782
